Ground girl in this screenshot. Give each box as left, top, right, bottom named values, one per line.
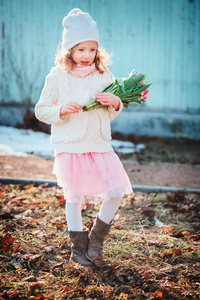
left=35, top=8, right=132, bottom=268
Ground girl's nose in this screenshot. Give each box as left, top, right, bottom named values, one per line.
left=83, top=52, right=90, bottom=59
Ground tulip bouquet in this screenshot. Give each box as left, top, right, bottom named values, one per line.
left=82, top=69, right=152, bottom=111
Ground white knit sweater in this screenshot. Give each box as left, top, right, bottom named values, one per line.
left=35, top=66, right=123, bottom=155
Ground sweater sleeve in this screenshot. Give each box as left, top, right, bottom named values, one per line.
left=108, top=99, right=123, bottom=121
left=35, top=67, right=68, bottom=124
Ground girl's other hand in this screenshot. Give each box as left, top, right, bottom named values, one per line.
left=60, top=102, right=82, bottom=117
left=96, top=93, right=120, bottom=111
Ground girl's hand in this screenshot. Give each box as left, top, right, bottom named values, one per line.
left=96, top=93, right=120, bottom=111
left=60, top=102, right=82, bottom=117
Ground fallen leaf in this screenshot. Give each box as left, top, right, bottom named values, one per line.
left=2, top=224, right=15, bottom=232
left=161, top=227, right=173, bottom=234
left=60, top=238, right=67, bottom=243
left=30, top=248, right=37, bottom=254
left=167, top=190, right=186, bottom=202
left=12, top=290, right=17, bottom=296
left=0, top=233, right=14, bottom=251
left=172, top=248, right=182, bottom=256
left=186, top=247, right=194, bottom=251
left=114, top=224, right=121, bottom=229
left=160, top=250, right=173, bottom=259
left=26, top=184, right=34, bottom=189
left=58, top=196, right=65, bottom=206
left=2, top=187, right=10, bottom=193
left=141, top=206, right=156, bottom=217
left=12, top=242, right=21, bottom=254
left=172, top=229, right=188, bottom=238
left=63, top=286, right=71, bottom=291
left=156, top=290, right=163, bottom=297
left=55, top=223, right=63, bottom=230
left=146, top=256, right=152, bottom=262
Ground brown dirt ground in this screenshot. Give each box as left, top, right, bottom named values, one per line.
left=0, top=155, right=200, bottom=189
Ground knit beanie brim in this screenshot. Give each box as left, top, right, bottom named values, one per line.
left=62, top=8, right=99, bottom=51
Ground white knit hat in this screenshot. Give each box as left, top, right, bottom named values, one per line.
left=62, top=8, right=99, bottom=51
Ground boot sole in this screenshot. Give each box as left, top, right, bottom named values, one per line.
left=86, top=252, right=106, bottom=268
left=70, top=257, right=94, bottom=268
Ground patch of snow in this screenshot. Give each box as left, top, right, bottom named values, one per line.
left=111, top=139, right=145, bottom=154
left=154, top=217, right=164, bottom=226
left=135, top=144, right=146, bottom=152
left=0, top=126, right=54, bottom=157
left=0, top=126, right=145, bottom=158
left=0, top=144, right=30, bottom=157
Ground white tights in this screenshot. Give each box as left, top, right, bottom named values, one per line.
left=65, top=188, right=123, bottom=231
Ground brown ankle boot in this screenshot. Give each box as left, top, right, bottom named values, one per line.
left=86, top=216, right=113, bottom=268
left=69, top=228, right=94, bottom=267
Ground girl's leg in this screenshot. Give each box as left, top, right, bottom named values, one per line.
left=66, top=199, right=94, bottom=266
left=99, top=187, right=123, bottom=224
left=66, top=187, right=123, bottom=230
left=66, top=201, right=83, bottom=231
left=87, top=188, right=123, bottom=267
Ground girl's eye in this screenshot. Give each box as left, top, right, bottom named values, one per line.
left=91, top=49, right=96, bottom=52
left=78, top=49, right=84, bottom=51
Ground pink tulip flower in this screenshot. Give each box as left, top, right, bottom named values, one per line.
left=142, top=89, right=149, bottom=96
left=136, top=72, right=142, bottom=78
left=141, top=96, right=147, bottom=100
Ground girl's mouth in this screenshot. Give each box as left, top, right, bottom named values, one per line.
left=81, top=61, right=90, bottom=66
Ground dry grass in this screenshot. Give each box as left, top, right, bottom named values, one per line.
left=0, top=184, right=199, bottom=299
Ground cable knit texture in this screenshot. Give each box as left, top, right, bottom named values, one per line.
left=35, top=66, right=123, bottom=154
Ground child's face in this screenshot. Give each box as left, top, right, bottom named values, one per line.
left=71, top=41, right=98, bottom=67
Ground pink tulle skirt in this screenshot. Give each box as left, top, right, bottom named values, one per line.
left=53, top=151, right=133, bottom=203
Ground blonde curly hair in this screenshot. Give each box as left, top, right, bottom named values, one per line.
left=55, top=43, right=111, bottom=74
